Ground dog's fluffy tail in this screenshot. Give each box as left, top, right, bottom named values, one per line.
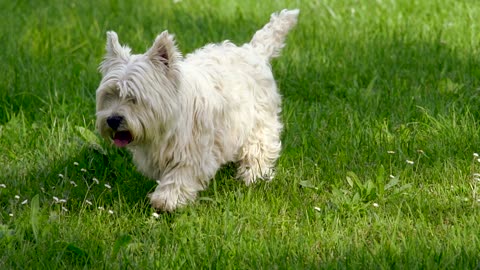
left=250, top=9, right=299, bottom=60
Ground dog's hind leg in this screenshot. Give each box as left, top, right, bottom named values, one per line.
left=236, top=119, right=282, bottom=185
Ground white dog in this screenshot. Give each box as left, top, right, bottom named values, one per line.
left=96, top=9, right=299, bottom=211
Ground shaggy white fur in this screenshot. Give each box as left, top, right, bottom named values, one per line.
left=96, top=9, right=299, bottom=211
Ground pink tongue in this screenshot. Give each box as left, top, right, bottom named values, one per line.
left=113, top=131, right=132, bottom=147
left=114, top=139, right=130, bottom=147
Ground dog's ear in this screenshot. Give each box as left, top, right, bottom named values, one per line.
left=99, top=31, right=131, bottom=75
left=146, top=31, right=180, bottom=68
left=105, top=31, right=123, bottom=58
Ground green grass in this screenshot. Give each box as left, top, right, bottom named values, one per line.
left=1, top=0, right=480, bottom=268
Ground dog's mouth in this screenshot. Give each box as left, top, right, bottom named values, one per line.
left=112, top=131, right=133, bottom=147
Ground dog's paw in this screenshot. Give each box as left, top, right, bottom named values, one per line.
left=148, top=185, right=195, bottom=212
left=238, top=167, right=275, bottom=186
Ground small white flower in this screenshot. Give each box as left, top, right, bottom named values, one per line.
left=475, top=178, right=480, bottom=182
left=58, top=174, right=64, bottom=178
left=389, top=175, right=395, bottom=179
left=9, top=213, right=13, bottom=217
left=80, top=168, right=87, bottom=173
left=406, top=160, right=414, bottom=165
left=21, top=199, right=28, bottom=205
left=474, top=153, right=479, bottom=158
left=104, top=184, right=111, bottom=189
left=53, top=196, right=59, bottom=202
left=0, top=184, right=6, bottom=188
left=474, top=173, right=480, bottom=177
left=314, top=207, right=321, bottom=212
left=62, top=207, right=68, bottom=212
left=14, top=195, right=20, bottom=200
left=152, top=212, right=160, bottom=218
left=85, top=200, right=92, bottom=206
left=108, top=210, right=114, bottom=215
left=70, top=181, right=77, bottom=187
left=387, top=151, right=395, bottom=154
left=59, top=199, right=67, bottom=203
left=477, top=158, right=480, bottom=163
left=92, top=177, right=99, bottom=184
left=417, top=149, right=424, bottom=154
left=372, top=203, right=379, bottom=207
left=73, top=162, right=79, bottom=166
left=98, top=206, right=105, bottom=211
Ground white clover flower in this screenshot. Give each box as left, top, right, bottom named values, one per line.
left=104, top=184, right=111, bottom=189
left=372, top=203, right=379, bottom=207
left=0, top=184, right=6, bottom=188
left=59, top=199, right=67, bottom=203
left=14, top=195, right=20, bottom=200
left=58, top=174, right=64, bottom=178
left=53, top=196, right=59, bottom=202
left=417, top=149, right=424, bottom=154
left=406, top=160, right=414, bottom=165
left=92, top=178, right=99, bottom=184
left=474, top=153, right=479, bottom=158
left=389, top=175, right=395, bottom=179
left=62, top=207, right=68, bottom=212
left=108, top=210, right=114, bottom=215
left=70, top=181, right=77, bottom=187
left=80, top=168, right=87, bottom=173
left=314, top=207, right=321, bottom=212
left=21, top=199, right=28, bottom=205
left=85, top=200, right=92, bottom=206
left=73, top=162, right=79, bottom=166
left=9, top=213, right=13, bottom=217
left=98, top=206, right=105, bottom=211
left=387, top=151, right=395, bottom=154
left=152, top=212, right=160, bottom=218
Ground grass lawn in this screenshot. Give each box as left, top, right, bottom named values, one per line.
left=1, top=0, right=480, bottom=268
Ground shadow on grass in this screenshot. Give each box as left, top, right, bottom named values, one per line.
left=0, top=144, right=156, bottom=215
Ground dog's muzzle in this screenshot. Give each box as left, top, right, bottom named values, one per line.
left=106, top=115, right=133, bottom=147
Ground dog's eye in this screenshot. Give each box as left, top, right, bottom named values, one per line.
left=102, top=92, right=118, bottom=103
left=127, top=96, right=137, bottom=104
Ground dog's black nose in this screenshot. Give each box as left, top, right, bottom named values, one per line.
left=106, top=115, right=123, bottom=130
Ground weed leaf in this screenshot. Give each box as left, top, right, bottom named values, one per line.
left=299, top=180, right=318, bottom=190
left=30, top=194, right=39, bottom=242
left=385, top=177, right=400, bottom=191
left=75, top=126, right=106, bottom=155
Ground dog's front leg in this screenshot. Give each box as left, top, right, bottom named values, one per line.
left=149, top=167, right=205, bottom=212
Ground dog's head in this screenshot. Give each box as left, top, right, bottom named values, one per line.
left=95, top=31, right=182, bottom=147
